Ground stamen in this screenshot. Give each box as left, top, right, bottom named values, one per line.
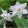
left=17, top=7, right=22, bottom=12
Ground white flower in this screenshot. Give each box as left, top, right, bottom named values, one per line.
left=9, top=2, right=27, bottom=19
left=1, top=10, right=12, bottom=21
left=1, top=9, right=7, bottom=17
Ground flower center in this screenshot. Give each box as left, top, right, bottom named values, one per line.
left=17, top=7, right=22, bottom=13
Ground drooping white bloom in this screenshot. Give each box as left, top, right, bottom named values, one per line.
left=1, top=9, right=12, bottom=21
left=9, top=2, right=27, bottom=19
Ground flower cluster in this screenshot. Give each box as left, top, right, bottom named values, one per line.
left=1, top=2, right=27, bottom=21
left=1, top=9, right=12, bottom=21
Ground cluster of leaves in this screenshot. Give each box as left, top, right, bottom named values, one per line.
left=13, top=16, right=28, bottom=28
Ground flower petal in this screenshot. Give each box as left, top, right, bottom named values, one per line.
left=15, top=2, right=20, bottom=7
left=9, top=6, right=15, bottom=11
left=1, top=10, right=7, bottom=17
left=9, top=2, right=20, bottom=11
left=2, top=10, right=7, bottom=14
left=1, top=14, right=4, bottom=17
left=12, top=10, right=17, bottom=16
left=22, top=9, right=27, bottom=14
left=18, top=13, right=22, bottom=19
left=1, top=13, right=7, bottom=17
left=6, top=13, right=12, bottom=21
left=20, top=3, right=27, bottom=9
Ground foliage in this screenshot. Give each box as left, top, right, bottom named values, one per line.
left=13, top=16, right=28, bottom=28
left=0, top=0, right=28, bottom=28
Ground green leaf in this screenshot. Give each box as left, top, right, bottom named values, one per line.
left=0, top=17, right=6, bottom=25
left=13, top=16, right=28, bottom=28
